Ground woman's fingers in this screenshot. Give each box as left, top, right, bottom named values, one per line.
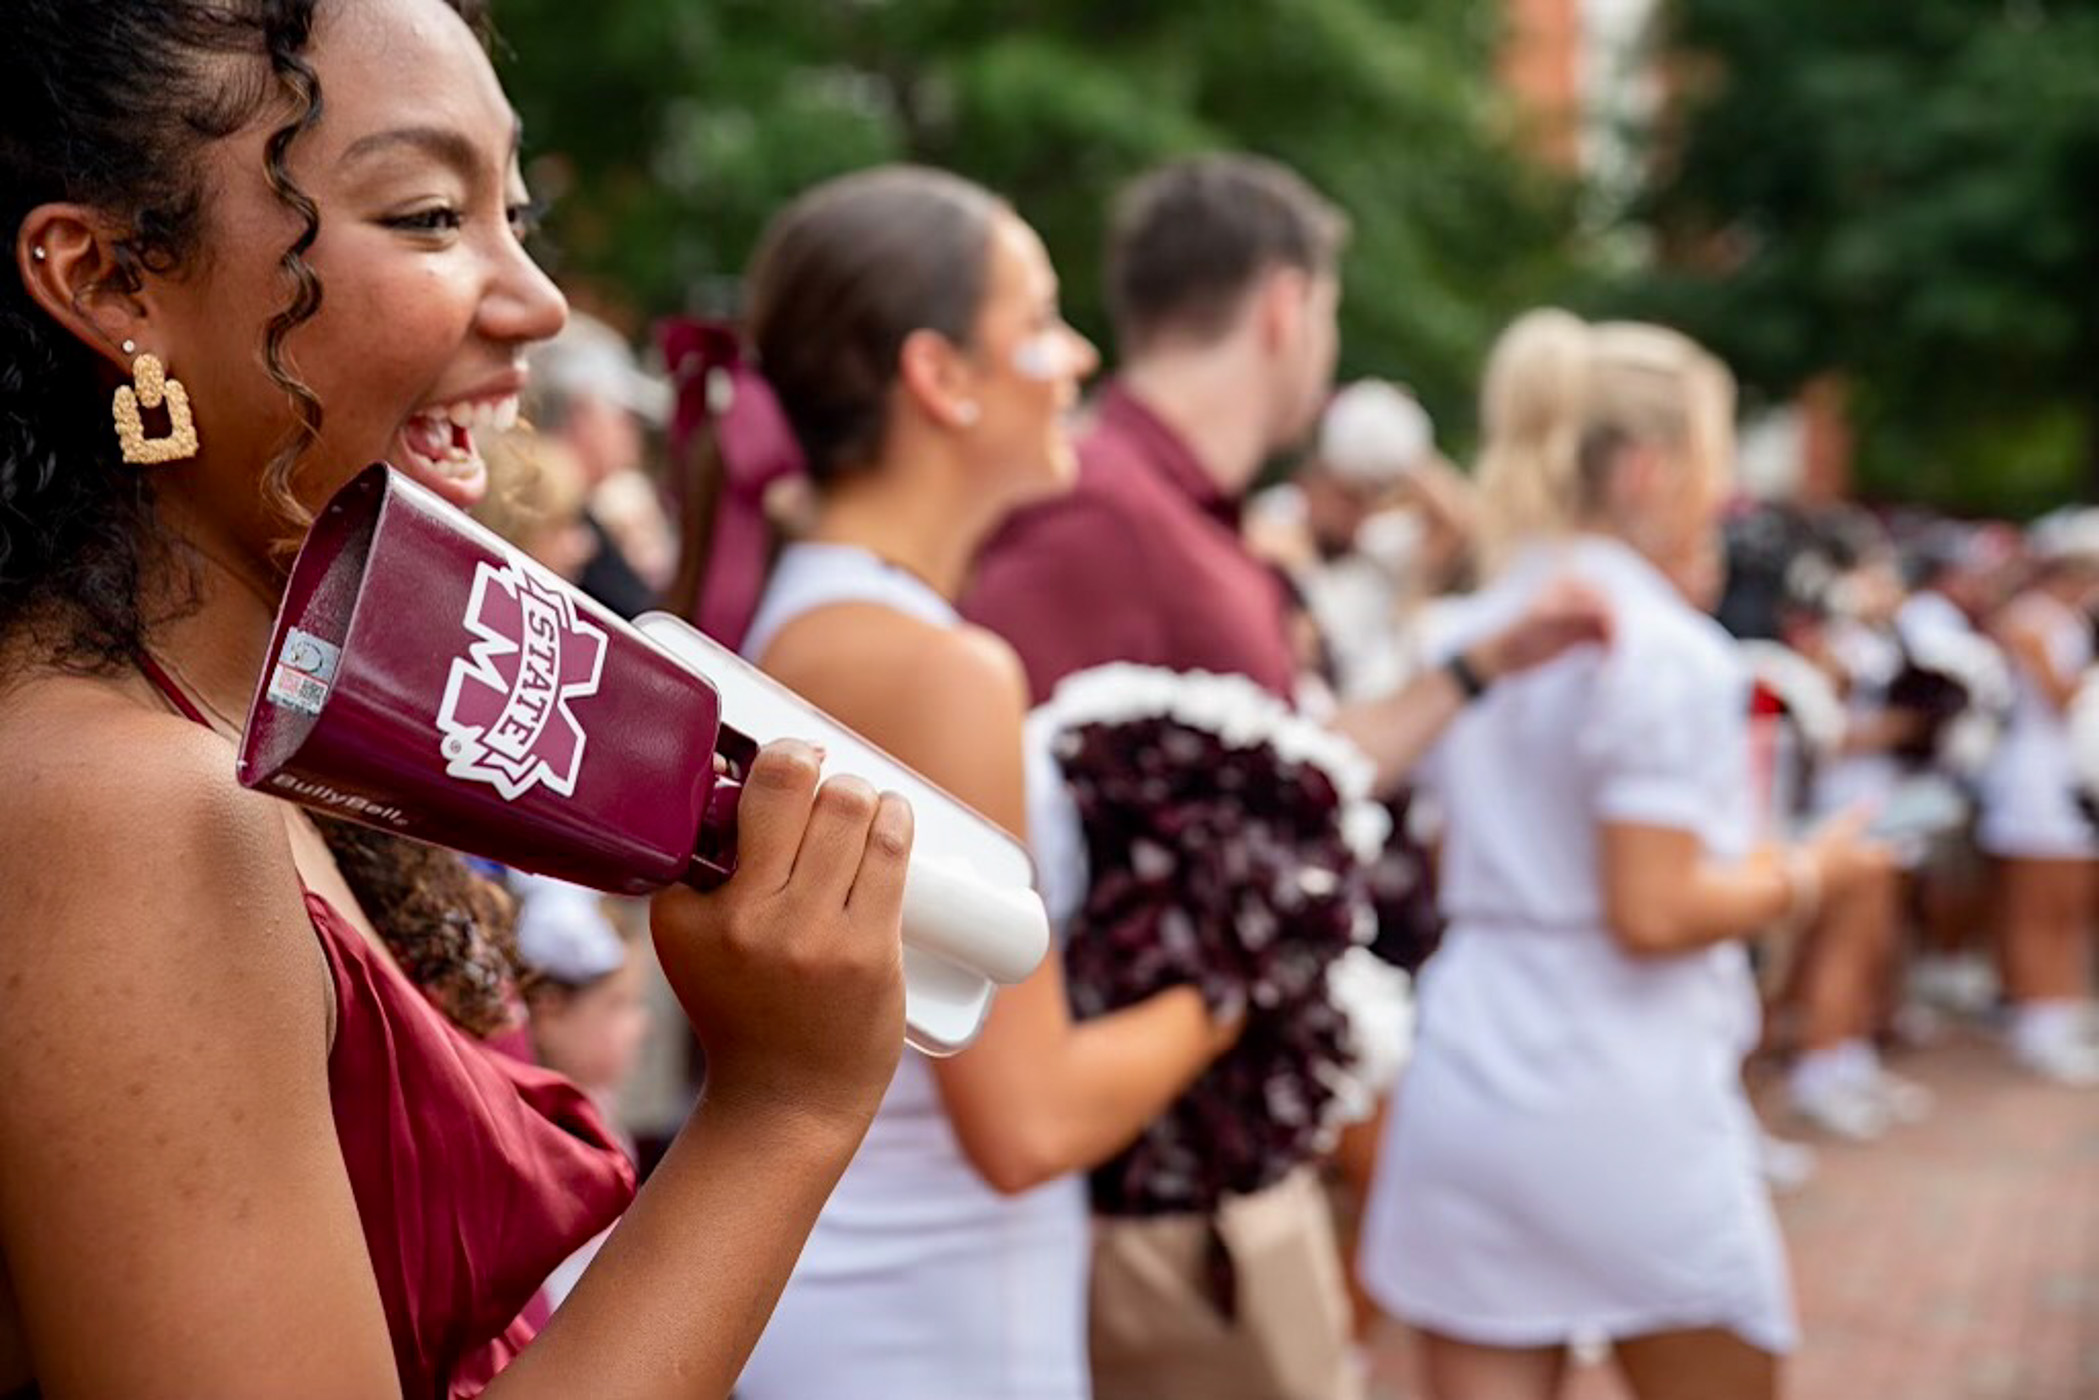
left=847, top=792, right=914, bottom=922
left=732, top=741, right=825, bottom=892
left=788, top=774, right=884, bottom=911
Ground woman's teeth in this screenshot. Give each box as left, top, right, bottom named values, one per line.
left=399, top=395, right=517, bottom=482
left=443, top=396, right=521, bottom=433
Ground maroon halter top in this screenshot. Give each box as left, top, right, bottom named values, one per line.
left=138, top=656, right=637, bottom=1398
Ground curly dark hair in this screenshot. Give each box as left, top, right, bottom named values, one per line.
left=1, top=0, right=526, bottom=1037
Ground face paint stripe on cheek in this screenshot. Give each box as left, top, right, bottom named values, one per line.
left=1012, top=329, right=1092, bottom=382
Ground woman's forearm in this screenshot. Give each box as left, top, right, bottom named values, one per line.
left=486, top=1092, right=873, bottom=1400
left=1656, top=850, right=1795, bottom=952
left=1603, top=826, right=1795, bottom=956
left=1040, top=986, right=1225, bottom=1173
left=941, top=982, right=1224, bottom=1194
left=1336, top=585, right=1614, bottom=794
left=1333, top=667, right=1468, bottom=795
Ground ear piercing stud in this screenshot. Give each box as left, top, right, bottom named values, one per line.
left=31, top=246, right=48, bottom=262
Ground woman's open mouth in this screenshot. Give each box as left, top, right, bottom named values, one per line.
left=391, top=394, right=520, bottom=507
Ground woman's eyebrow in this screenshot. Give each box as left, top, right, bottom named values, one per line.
left=340, top=120, right=519, bottom=176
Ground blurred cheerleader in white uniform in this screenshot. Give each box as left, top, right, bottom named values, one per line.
left=1360, top=311, right=1885, bottom=1400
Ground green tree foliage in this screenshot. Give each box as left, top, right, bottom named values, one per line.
left=1618, top=0, right=2099, bottom=514
left=493, top=0, right=1579, bottom=446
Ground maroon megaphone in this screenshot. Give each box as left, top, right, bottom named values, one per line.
left=238, top=464, right=1046, bottom=1054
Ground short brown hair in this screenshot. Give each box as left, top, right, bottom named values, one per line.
left=1105, top=153, right=1349, bottom=354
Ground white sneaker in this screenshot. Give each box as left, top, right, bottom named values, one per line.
left=2014, top=1036, right=2099, bottom=1087
left=1907, top=954, right=1963, bottom=1010
left=1909, top=952, right=2001, bottom=1017
left=1944, top=955, right=2001, bottom=1016
left=1791, top=1081, right=1890, bottom=1141
left=1756, top=1130, right=1819, bottom=1194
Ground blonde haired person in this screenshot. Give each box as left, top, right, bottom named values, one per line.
left=1359, top=311, right=1883, bottom=1400
left=473, top=428, right=598, bottom=582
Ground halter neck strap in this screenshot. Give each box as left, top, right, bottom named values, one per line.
left=136, top=652, right=215, bottom=729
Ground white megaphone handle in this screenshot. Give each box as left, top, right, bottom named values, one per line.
left=631, top=613, right=1052, bottom=1057
left=902, top=853, right=1049, bottom=985
left=897, top=855, right=1051, bottom=1055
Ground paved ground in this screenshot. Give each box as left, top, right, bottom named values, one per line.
left=1362, top=1027, right=2099, bottom=1399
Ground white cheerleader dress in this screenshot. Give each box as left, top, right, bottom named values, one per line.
left=1811, top=619, right=1904, bottom=820
left=733, top=543, right=1091, bottom=1400
left=1360, top=536, right=1797, bottom=1354
left=1978, top=591, right=2098, bottom=860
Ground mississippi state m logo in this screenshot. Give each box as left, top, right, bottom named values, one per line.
left=437, top=560, right=608, bottom=800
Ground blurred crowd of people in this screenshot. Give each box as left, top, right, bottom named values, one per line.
left=455, top=152, right=2099, bottom=1400
left=9, top=8, right=2096, bottom=1398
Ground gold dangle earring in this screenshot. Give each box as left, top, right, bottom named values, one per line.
left=112, top=341, right=199, bottom=465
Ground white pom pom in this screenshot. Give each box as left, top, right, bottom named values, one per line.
left=1319, top=950, right=1414, bottom=1130
left=1034, top=662, right=1387, bottom=862
left=1903, top=627, right=2013, bottom=774
left=1739, top=640, right=1847, bottom=757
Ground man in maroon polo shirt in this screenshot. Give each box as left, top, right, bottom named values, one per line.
left=968, top=156, right=1327, bottom=710
left=967, top=155, right=1603, bottom=1400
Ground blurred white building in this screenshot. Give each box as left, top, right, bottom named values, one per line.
left=1503, top=0, right=1660, bottom=183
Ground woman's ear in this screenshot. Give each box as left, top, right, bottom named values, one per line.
left=897, top=328, right=981, bottom=431
left=17, top=204, right=157, bottom=375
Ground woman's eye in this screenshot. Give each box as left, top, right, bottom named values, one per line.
left=385, top=207, right=465, bottom=235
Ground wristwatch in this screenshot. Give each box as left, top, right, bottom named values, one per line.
left=1445, top=650, right=1491, bottom=702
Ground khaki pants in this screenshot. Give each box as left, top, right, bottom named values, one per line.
left=1089, top=1167, right=1361, bottom=1400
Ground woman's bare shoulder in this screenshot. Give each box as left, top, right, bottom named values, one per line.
left=0, top=670, right=320, bottom=982
left=0, top=671, right=284, bottom=870
left=764, top=605, right=1027, bottom=720
left=759, top=607, right=1031, bottom=822
left=0, top=673, right=393, bottom=1397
